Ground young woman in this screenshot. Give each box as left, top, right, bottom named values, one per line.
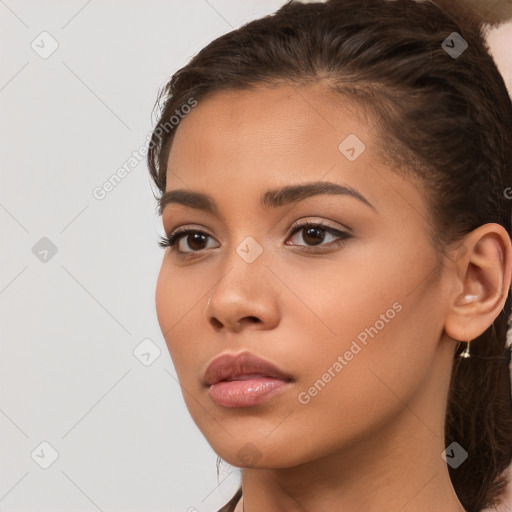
left=146, top=0, right=512, bottom=510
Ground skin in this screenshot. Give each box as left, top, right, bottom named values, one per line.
left=155, top=82, right=512, bottom=512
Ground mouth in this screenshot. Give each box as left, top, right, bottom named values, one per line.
left=220, top=373, right=282, bottom=382
left=203, top=351, right=293, bottom=408
left=208, top=376, right=293, bottom=408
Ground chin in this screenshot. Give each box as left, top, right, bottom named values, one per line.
left=205, top=433, right=313, bottom=470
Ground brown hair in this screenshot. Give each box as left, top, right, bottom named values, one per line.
left=147, top=1, right=512, bottom=511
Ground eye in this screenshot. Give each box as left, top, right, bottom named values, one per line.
left=158, top=227, right=218, bottom=254
left=158, top=220, right=352, bottom=256
left=285, top=220, right=352, bottom=250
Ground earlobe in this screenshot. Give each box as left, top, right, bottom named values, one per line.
left=444, top=223, right=512, bottom=343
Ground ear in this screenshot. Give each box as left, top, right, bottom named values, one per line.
left=444, top=223, right=512, bottom=342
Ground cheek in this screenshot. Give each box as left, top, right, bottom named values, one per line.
left=155, top=260, right=194, bottom=365
left=271, top=250, right=403, bottom=347
left=281, top=251, right=438, bottom=409
left=155, top=261, right=172, bottom=338
left=154, top=259, right=211, bottom=384
left=155, top=257, right=204, bottom=334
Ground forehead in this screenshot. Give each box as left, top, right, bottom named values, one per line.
left=167, top=83, right=370, bottom=181
left=164, top=83, right=426, bottom=223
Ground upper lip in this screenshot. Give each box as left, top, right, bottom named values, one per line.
left=203, top=351, right=293, bottom=386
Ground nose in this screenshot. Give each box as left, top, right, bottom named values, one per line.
left=205, top=250, right=281, bottom=334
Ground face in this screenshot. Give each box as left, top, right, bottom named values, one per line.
left=155, top=82, right=453, bottom=469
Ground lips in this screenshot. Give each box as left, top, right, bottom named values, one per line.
left=203, top=351, right=293, bottom=386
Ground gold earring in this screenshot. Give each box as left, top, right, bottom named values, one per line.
left=459, top=340, right=471, bottom=359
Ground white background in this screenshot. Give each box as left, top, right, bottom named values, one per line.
left=1, top=1, right=511, bottom=511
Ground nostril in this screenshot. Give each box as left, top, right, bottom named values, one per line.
left=210, top=318, right=223, bottom=329
left=209, top=315, right=261, bottom=330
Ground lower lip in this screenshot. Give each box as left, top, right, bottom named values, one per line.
left=209, top=378, right=291, bottom=408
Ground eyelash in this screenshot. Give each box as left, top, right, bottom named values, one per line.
left=158, top=221, right=352, bottom=257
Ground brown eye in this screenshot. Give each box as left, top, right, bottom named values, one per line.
left=159, top=229, right=218, bottom=254
left=286, top=221, right=352, bottom=250
left=181, top=232, right=209, bottom=251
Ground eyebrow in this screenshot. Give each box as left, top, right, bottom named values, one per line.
left=158, top=181, right=376, bottom=216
